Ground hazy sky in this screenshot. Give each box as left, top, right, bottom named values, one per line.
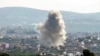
left=0, top=0, right=100, bottom=13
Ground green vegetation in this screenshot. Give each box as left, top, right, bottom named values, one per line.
left=0, top=52, right=9, bottom=56
left=0, top=52, right=41, bottom=56
left=83, top=49, right=95, bottom=56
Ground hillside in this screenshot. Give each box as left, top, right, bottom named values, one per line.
left=0, top=7, right=100, bottom=33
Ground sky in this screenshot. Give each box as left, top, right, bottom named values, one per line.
left=0, top=0, right=100, bottom=13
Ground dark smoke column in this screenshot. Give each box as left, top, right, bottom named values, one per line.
left=37, top=10, right=66, bottom=47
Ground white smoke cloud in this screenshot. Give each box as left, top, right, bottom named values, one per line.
left=36, top=10, right=66, bottom=47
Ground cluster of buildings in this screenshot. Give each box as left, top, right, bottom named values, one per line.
left=0, top=26, right=100, bottom=56
left=0, top=42, right=10, bottom=51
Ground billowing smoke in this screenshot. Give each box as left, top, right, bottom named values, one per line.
left=36, top=10, right=66, bottom=47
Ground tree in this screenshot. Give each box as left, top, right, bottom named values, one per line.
left=83, top=49, right=95, bottom=56
left=0, top=53, right=9, bottom=56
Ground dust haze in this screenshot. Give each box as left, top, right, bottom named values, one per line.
left=36, top=10, right=66, bottom=47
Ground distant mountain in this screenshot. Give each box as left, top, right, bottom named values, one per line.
left=0, top=7, right=48, bottom=25
left=0, top=7, right=100, bottom=33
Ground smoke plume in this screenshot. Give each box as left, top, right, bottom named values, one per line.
left=37, top=10, right=66, bottom=47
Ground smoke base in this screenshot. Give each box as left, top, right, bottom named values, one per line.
left=37, top=10, right=66, bottom=47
